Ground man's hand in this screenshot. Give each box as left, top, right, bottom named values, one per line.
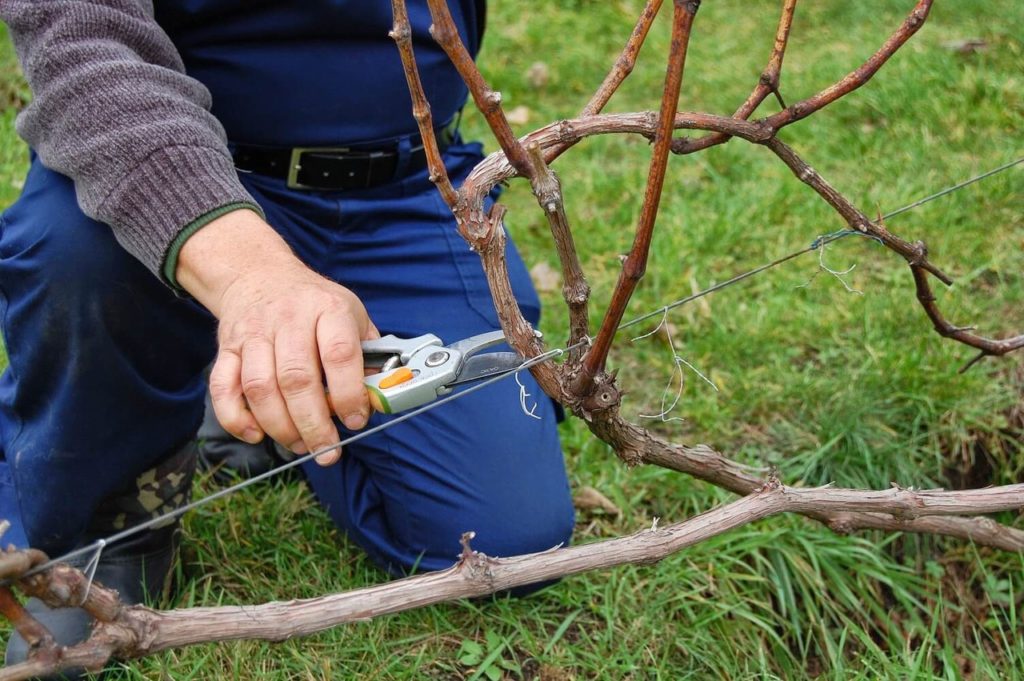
left=177, top=208, right=378, bottom=465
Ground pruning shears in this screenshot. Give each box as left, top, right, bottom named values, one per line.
left=361, top=331, right=524, bottom=414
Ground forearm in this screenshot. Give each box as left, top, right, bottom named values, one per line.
left=175, top=208, right=302, bottom=317
left=2, top=0, right=259, bottom=281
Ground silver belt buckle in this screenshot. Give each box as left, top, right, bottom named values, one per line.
left=286, top=146, right=352, bottom=190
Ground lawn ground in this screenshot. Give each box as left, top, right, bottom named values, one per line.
left=1, top=1, right=1023, bottom=678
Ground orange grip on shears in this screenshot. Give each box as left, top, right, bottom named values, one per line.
left=378, top=367, right=415, bottom=389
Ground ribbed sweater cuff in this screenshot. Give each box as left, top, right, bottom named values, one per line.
left=161, top=201, right=263, bottom=290
left=97, top=145, right=259, bottom=280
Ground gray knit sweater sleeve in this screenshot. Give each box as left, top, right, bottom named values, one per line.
left=1, top=0, right=259, bottom=279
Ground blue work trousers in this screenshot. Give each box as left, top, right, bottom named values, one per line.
left=0, top=140, right=575, bottom=574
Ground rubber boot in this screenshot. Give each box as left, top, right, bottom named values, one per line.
left=4, top=442, right=197, bottom=679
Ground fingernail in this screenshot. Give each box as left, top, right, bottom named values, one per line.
left=316, top=447, right=342, bottom=466
left=242, top=428, right=262, bottom=444
left=290, top=441, right=308, bottom=455
left=343, top=413, right=367, bottom=430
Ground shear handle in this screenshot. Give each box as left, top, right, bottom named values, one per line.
left=361, top=333, right=442, bottom=368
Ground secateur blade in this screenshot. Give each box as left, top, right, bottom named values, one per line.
left=445, top=352, right=525, bottom=388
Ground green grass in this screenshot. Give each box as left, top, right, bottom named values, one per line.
left=2, top=1, right=1024, bottom=678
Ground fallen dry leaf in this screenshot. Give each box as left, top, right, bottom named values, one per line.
left=530, top=261, right=561, bottom=293
left=526, top=61, right=550, bottom=89
left=506, top=105, right=531, bottom=126
left=656, top=321, right=680, bottom=345
left=574, top=486, right=622, bottom=516
left=941, top=38, right=988, bottom=54
left=539, top=665, right=576, bottom=681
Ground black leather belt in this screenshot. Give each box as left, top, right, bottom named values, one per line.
left=232, top=122, right=457, bottom=191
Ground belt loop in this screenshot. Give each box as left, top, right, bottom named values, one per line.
left=394, top=136, right=413, bottom=181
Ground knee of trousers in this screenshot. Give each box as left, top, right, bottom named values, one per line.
left=307, top=387, right=577, bottom=579
left=0, top=160, right=215, bottom=415
left=404, top=475, right=576, bottom=574
left=357, top=476, right=577, bottom=580
left=1, top=160, right=171, bottom=316
left=0, top=160, right=215, bottom=552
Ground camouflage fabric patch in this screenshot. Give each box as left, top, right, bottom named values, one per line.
left=92, top=442, right=197, bottom=533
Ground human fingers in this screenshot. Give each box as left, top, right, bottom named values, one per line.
left=318, top=310, right=371, bottom=432
left=208, top=347, right=264, bottom=444
left=275, top=320, right=341, bottom=464
left=238, top=334, right=304, bottom=453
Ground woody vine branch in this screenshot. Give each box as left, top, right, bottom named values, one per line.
left=393, top=0, right=1023, bottom=541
